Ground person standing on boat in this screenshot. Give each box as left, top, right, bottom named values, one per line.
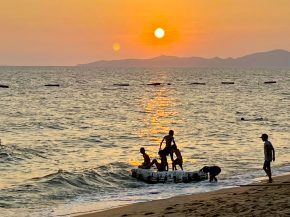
left=172, top=144, right=183, bottom=170
left=261, top=133, right=275, bottom=183
left=159, top=130, right=176, bottom=164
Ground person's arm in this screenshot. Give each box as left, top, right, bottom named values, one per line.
left=160, top=137, right=165, bottom=149
left=272, top=146, right=275, bottom=161
left=172, top=137, right=176, bottom=146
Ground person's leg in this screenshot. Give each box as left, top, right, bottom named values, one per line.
left=263, top=161, right=272, bottom=182
left=263, top=161, right=268, bottom=175
left=211, top=171, right=219, bottom=182
left=172, top=161, right=175, bottom=170
left=170, top=151, right=174, bottom=161
left=179, top=162, right=183, bottom=171
left=268, top=163, right=272, bottom=183
left=209, top=175, right=214, bottom=182
left=147, top=159, right=157, bottom=169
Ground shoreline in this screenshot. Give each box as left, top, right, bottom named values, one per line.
left=74, top=173, right=290, bottom=217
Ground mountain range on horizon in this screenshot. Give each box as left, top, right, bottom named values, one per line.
left=78, top=49, right=290, bottom=68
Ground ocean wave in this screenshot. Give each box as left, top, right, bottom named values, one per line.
left=0, top=144, right=47, bottom=163
left=0, top=162, right=139, bottom=208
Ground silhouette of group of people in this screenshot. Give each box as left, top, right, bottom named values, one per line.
left=138, top=130, right=275, bottom=183
left=138, top=130, right=220, bottom=182
left=139, top=130, right=183, bottom=172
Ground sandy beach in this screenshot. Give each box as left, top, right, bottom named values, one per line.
left=75, top=174, right=290, bottom=217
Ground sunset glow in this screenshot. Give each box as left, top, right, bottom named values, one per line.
left=112, top=43, right=121, bottom=52
left=0, top=0, right=289, bottom=65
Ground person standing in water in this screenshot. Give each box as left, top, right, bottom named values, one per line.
left=261, top=133, right=275, bottom=183
left=159, top=130, right=176, bottom=163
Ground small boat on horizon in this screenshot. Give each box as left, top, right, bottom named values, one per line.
left=0, top=84, right=9, bottom=88
left=264, top=81, right=276, bottom=84
left=44, top=84, right=60, bottom=87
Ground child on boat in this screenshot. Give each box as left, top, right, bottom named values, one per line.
left=200, top=166, right=221, bottom=182
left=138, top=147, right=151, bottom=169
left=172, top=144, right=183, bottom=170
left=147, top=150, right=168, bottom=171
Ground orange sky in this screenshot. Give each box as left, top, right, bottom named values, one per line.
left=0, top=0, right=289, bottom=65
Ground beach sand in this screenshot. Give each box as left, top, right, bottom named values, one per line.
left=75, top=174, right=290, bottom=217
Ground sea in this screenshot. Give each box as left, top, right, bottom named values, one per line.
left=0, top=66, right=289, bottom=217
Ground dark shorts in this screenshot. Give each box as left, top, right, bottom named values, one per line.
left=263, top=160, right=271, bottom=170
left=163, top=146, right=173, bottom=156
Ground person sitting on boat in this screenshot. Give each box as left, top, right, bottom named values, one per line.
left=138, top=147, right=151, bottom=169
left=172, top=144, right=183, bottom=170
left=200, top=166, right=221, bottom=182
left=147, top=150, right=168, bottom=171
left=159, top=130, right=176, bottom=162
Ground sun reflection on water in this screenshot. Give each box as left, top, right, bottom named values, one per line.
left=135, top=84, right=179, bottom=160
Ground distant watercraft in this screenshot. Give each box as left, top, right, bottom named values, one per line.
left=264, top=81, right=276, bottom=84
left=221, top=81, right=234, bottom=84
left=0, top=84, right=9, bottom=88
left=113, top=83, right=130, bottom=86
left=44, top=84, right=60, bottom=87
left=147, top=82, right=161, bottom=86
left=131, top=168, right=208, bottom=183
left=190, top=82, right=206, bottom=85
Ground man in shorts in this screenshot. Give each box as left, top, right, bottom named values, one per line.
left=159, top=130, right=176, bottom=162
left=261, top=133, right=275, bottom=183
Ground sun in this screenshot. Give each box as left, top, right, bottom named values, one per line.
left=112, top=42, right=121, bottom=52
left=154, top=27, right=165, bottom=39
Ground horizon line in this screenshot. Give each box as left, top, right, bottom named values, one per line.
left=0, top=48, right=289, bottom=67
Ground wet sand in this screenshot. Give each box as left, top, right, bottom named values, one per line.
left=75, top=174, right=290, bottom=217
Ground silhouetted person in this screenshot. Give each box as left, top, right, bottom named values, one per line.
left=160, top=130, right=176, bottom=162
left=138, top=147, right=151, bottom=169
left=261, top=133, right=275, bottom=183
left=148, top=150, right=168, bottom=171
left=172, top=144, right=183, bottom=170
left=200, top=166, right=221, bottom=182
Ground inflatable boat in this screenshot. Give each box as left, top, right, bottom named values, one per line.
left=131, top=168, right=208, bottom=183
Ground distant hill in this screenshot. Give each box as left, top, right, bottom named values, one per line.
left=78, top=49, right=290, bottom=68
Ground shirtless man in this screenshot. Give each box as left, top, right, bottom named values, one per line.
left=138, top=147, right=151, bottom=169
left=261, top=133, right=275, bottom=183
left=159, top=130, right=176, bottom=162
left=172, top=145, right=183, bottom=170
